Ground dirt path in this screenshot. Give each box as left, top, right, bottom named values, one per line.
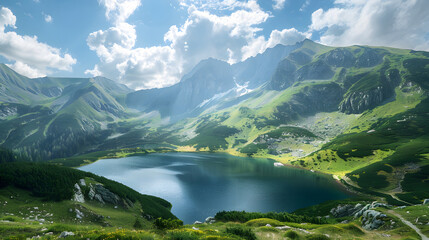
left=388, top=210, right=428, bottom=240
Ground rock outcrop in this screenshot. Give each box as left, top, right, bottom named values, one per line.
left=339, top=86, right=388, bottom=114
left=354, top=202, right=389, bottom=218
left=87, top=183, right=133, bottom=208
left=93, top=184, right=121, bottom=205
left=59, top=231, right=74, bottom=238
left=274, top=83, right=344, bottom=122
left=72, top=183, right=85, bottom=203
left=330, top=202, right=390, bottom=230
left=205, top=216, right=216, bottom=224
left=361, top=210, right=387, bottom=230
left=330, top=203, right=364, bottom=218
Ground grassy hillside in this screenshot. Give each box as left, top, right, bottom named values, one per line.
left=0, top=162, right=174, bottom=219
left=1, top=187, right=424, bottom=239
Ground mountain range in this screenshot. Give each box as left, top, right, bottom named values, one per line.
left=0, top=39, right=428, bottom=204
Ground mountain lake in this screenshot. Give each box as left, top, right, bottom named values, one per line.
left=79, top=152, right=354, bottom=223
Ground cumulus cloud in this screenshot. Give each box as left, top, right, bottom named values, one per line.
left=0, top=7, right=76, bottom=78
left=242, top=28, right=308, bottom=60
left=87, top=0, right=307, bottom=89
left=272, top=0, right=286, bottom=10
left=0, top=6, right=16, bottom=32
left=309, top=0, right=429, bottom=50
left=44, top=14, right=52, bottom=23
left=99, top=0, right=141, bottom=24
left=165, top=2, right=270, bottom=66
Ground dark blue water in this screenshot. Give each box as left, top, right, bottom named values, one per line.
left=79, top=152, right=353, bottom=223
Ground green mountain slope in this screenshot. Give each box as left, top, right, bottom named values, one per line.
left=0, top=66, right=133, bottom=160
left=1, top=39, right=428, bottom=205
left=168, top=40, right=429, bottom=204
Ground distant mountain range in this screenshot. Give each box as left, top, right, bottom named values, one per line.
left=1, top=39, right=429, bottom=203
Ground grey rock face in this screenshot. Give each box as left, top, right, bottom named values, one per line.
left=72, top=183, right=85, bottom=203
left=355, top=48, right=384, bottom=68
left=361, top=210, right=386, bottom=230
left=273, top=82, right=344, bottom=122
left=323, top=48, right=355, bottom=68
left=75, top=208, right=84, bottom=219
left=354, top=202, right=390, bottom=218
left=94, top=184, right=121, bottom=205
left=339, top=86, right=387, bottom=114
left=88, top=185, right=96, bottom=200
left=330, top=203, right=364, bottom=218
left=205, top=216, right=216, bottom=224
left=79, top=179, right=86, bottom=187
left=0, top=105, right=17, bottom=119
left=88, top=183, right=122, bottom=206
left=59, top=231, right=75, bottom=238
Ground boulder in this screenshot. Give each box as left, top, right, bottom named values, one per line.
left=94, top=184, right=121, bottom=205
left=330, top=203, right=364, bottom=218
left=361, top=210, right=386, bottom=230
left=354, top=202, right=389, bottom=218
left=75, top=209, right=84, bottom=219
left=205, top=217, right=216, bottom=224
left=88, top=185, right=96, bottom=200
left=72, top=184, right=85, bottom=203
left=423, top=199, right=429, bottom=205
left=59, top=231, right=74, bottom=238
left=79, top=179, right=86, bottom=187
left=193, top=221, right=203, bottom=225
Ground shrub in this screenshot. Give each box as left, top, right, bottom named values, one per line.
left=133, top=218, right=143, bottom=229
left=306, top=234, right=330, bottom=240
left=225, top=227, right=256, bottom=240
left=284, top=230, right=300, bottom=239
left=154, top=218, right=183, bottom=230
left=215, top=211, right=326, bottom=224
left=167, top=230, right=199, bottom=240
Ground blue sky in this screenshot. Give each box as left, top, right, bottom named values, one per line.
left=1, top=0, right=429, bottom=89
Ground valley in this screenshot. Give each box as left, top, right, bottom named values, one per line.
left=1, top=39, right=429, bottom=239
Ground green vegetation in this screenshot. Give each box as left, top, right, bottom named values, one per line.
left=263, top=126, right=318, bottom=139
left=1, top=41, right=429, bottom=239
left=154, top=218, right=184, bottom=230
left=226, top=226, right=257, bottom=240
left=0, top=185, right=424, bottom=239
left=185, top=121, right=239, bottom=150
left=0, top=162, right=175, bottom=219
left=215, top=211, right=327, bottom=224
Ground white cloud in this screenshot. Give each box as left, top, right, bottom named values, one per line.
left=300, top=0, right=310, bottom=11
left=273, top=0, right=286, bottom=10
left=242, top=28, right=308, bottom=60
left=87, top=0, right=307, bottom=89
left=0, top=6, right=16, bottom=32
left=6, top=61, right=45, bottom=78
left=0, top=7, right=76, bottom=78
left=309, top=0, right=429, bottom=50
left=44, top=14, right=52, bottom=23
left=165, top=2, right=270, bottom=66
left=98, top=0, right=141, bottom=24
